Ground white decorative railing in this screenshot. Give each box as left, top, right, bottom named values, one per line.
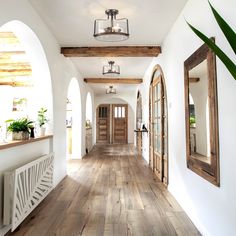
left=3, top=153, right=54, bottom=232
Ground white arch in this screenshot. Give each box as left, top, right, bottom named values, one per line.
left=86, top=92, right=93, bottom=124
left=0, top=20, right=53, bottom=132
left=67, top=78, right=82, bottom=159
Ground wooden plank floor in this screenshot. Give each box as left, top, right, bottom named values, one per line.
left=8, top=144, right=201, bottom=236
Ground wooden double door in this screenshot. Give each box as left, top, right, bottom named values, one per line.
left=149, top=70, right=168, bottom=185
left=96, top=104, right=128, bottom=144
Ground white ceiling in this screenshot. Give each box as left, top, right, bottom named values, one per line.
left=89, top=83, right=138, bottom=95
left=29, top=0, right=188, bottom=95
left=71, top=57, right=154, bottom=78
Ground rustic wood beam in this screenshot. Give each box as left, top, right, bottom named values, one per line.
left=0, top=82, right=33, bottom=87
left=84, top=78, right=143, bottom=84
left=189, top=77, right=200, bottom=83
left=61, top=46, right=161, bottom=57
left=0, top=63, right=31, bottom=70
left=0, top=69, right=32, bottom=77
left=0, top=51, right=25, bottom=57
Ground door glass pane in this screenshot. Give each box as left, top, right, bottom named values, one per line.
left=154, top=85, right=157, bottom=100
left=115, top=107, right=118, bottom=118
left=118, top=107, right=122, bottom=118
left=157, top=100, right=161, bottom=118
left=154, top=135, right=157, bottom=152
left=164, top=134, right=167, bottom=155
left=104, top=107, right=107, bottom=118
left=157, top=135, right=161, bottom=154
left=154, top=102, right=158, bottom=117
left=157, top=83, right=161, bottom=99
left=99, top=107, right=102, bottom=117
left=122, top=107, right=125, bottom=118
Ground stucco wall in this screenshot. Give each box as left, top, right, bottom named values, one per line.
left=137, top=0, right=236, bottom=235
left=0, top=0, right=94, bottom=233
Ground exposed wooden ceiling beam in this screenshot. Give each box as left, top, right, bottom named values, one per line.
left=0, top=51, right=25, bottom=56
left=0, top=32, right=19, bottom=44
left=84, top=78, right=143, bottom=84
left=189, top=77, right=200, bottom=83
left=0, top=82, right=33, bottom=87
left=61, top=46, right=161, bottom=57
left=0, top=63, right=31, bottom=70
left=0, top=69, right=32, bottom=77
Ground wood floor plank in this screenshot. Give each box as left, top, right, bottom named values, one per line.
left=8, top=144, right=200, bottom=236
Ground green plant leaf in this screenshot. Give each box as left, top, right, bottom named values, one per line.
left=208, top=1, right=236, bottom=55
left=187, top=22, right=236, bottom=80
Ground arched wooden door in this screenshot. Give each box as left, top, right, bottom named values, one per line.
left=149, top=66, right=168, bottom=185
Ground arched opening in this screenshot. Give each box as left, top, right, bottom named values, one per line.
left=66, top=78, right=81, bottom=159
left=85, top=92, right=93, bottom=153
left=0, top=20, right=53, bottom=141
left=149, top=65, right=168, bottom=186
left=86, top=92, right=93, bottom=128
left=95, top=98, right=134, bottom=144
left=136, top=91, right=143, bottom=156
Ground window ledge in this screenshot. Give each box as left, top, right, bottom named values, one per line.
left=0, top=135, right=53, bottom=151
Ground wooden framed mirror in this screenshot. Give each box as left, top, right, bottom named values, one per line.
left=184, top=39, right=220, bottom=186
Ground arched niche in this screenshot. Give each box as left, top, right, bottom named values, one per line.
left=66, top=78, right=82, bottom=159
left=136, top=91, right=143, bottom=129
left=85, top=92, right=93, bottom=153
left=86, top=92, right=93, bottom=127
left=135, top=90, right=143, bottom=155
left=0, top=20, right=53, bottom=135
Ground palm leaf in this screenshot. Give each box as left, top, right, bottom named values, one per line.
left=187, top=22, right=236, bottom=80
left=208, top=1, right=236, bottom=55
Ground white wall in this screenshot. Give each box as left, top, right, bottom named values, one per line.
left=138, top=0, right=236, bottom=235
left=0, top=0, right=94, bottom=233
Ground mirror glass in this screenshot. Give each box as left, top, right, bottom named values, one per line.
left=188, top=59, right=211, bottom=164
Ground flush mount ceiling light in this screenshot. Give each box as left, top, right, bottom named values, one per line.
left=103, top=61, right=120, bottom=76
left=106, top=85, right=116, bottom=94
left=94, top=9, right=129, bottom=42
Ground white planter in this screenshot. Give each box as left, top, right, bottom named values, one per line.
left=39, top=127, right=46, bottom=136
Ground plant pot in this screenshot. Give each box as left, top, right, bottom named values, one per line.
left=39, top=127, right=46, bottom=136
left=12, top=131, right=29, bottom=140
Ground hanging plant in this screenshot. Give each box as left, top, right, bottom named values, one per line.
left=187, top=1, right=236, bottom=80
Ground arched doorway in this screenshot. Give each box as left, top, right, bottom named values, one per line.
left=149, top=65, right=168, bottom=185
left=95, top=98, right=134, bottom=144
left=136, top=91, right=143, bottom=155
left=66, top=78, right=81, bottom=159
left=0, top=20, right=53, bottom=138
left=85, top=92, right=93, bottom=153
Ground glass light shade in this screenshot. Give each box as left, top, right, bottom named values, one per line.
left=106, top=86, right=116, bottom=94
left=94, top=9, right=129, bottom=42
left=103, top=61, right=120, bottom=76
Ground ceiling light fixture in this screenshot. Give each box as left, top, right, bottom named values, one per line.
left=94, top=9, right=129, bottom=42
left=103, top=61, right=120, bottom=76
left=106, top=85, right=116, bottom=94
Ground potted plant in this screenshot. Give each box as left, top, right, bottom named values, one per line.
left=37, top=108, right=49, bottom=136
left=6, top=118, right=33, bottom=140
left=190, top=116, right=196, bottom=128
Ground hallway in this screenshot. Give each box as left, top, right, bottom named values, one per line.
left=9, top=145, right=200, bottom=236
